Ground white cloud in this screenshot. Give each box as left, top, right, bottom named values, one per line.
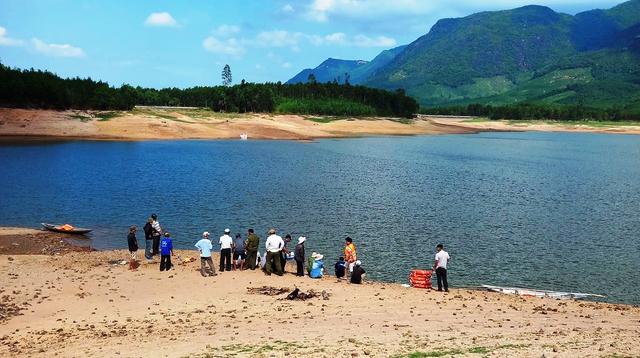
left=352, top=34, right=396, bottom=47
left=0, top=26, right=25, bottom=46
left=144, top=12, right=178, bottom=27
left=282, top=5, right=294, bottom=12
left=202, top=36, right=245, bottom=59
left=211, top=24, right=241, bottom=37
left=282, top=62, right=292, bottom=68
left=31, top=38, right=84, bottom=57
left=255, top=30, right=394, bottom=49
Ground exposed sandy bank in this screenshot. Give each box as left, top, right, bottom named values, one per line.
left=0, top=228, right=638, bottom=358
left=0, top=108, right=474, bottom=141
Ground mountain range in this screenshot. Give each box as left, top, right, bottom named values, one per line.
left=287, top=0, right=640, bottom=109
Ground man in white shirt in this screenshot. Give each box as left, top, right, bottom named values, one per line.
left=195, top=231, right=217, bottom=277
left=219, top=229, right=233, bottom=272
left=264, top=228, right=284, bottom=276
left=433, top=244, right=451, bottom=292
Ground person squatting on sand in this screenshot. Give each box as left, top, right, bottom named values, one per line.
left=195, top=231, right=217, bottom=277
left=344, top=237, right=357, bottom=277
left=159, top=232, right=174, bottom=271
left=350, top=260, right=366, bottom=284
left=219, top=229, right=233, bottom=272
left=335, top=256, right=346, bottom=279
left=232, top=233, right=246, bottom=271
left=310, top=254, right=325, bottom=278
left=294, top=236, right=306, bottom=276
left=127, top=226, right=138, bottom=271
left=433, top=243, right=451, bottom=292
left=245, top=228, right=260, bottom=270
left=264, top=228, right=284, bottom=276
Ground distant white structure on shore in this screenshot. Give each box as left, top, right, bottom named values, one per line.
left=240, top=133, right=248, bottom=140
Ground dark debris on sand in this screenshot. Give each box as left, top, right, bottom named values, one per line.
left=0, top=231, right=95, bottom=255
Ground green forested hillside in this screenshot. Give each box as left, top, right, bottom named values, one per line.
left=358, top=0, right=640, bottom=109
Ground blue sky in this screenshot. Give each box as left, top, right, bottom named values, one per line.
left=0, top=0, right=627, bottom=89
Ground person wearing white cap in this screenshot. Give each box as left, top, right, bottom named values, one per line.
left=219, top=229, right=233, bottom=272
left=350, top=260, right=366, bottom=284
left=195, top=232, right=217, bottom=277
left=294, top=236, right=306, bottom=276
left=309, top=253, right=325, bottom=278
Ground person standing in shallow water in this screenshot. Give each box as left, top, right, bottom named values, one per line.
left=433, top=244, right=451, bottom=292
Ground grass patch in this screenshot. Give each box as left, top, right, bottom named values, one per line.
left=496, top=343, right=531, bottom=350
left=303, top=116, right=340, bottom=123
left=405, top=349, right=465, bottom=357
left=468, top=346, right=490, bottom=354
left=70, top=115, right=91, bottom=122
left=95, top=112, right=119, bottom=121
left=551, top=120, right=640, bottom=127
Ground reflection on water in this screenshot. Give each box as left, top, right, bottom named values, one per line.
left=1, top=132, right=639, bottom=304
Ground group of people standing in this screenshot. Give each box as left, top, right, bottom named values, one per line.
left=127, top=215, right=450, bottom=289
left=126, top=216, right=369, bottom=284
left=126, top=214, right=174, bottom=272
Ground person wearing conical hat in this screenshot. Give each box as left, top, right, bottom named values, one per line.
left=294, top=236, right=306, bottom=277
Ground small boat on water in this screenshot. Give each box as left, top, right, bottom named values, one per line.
left=482, top=284, right=605, bottom=300
left=41, top=222, right=93, bottom=234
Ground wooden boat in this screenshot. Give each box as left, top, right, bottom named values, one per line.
left=41, top=222, right=93, bottom=234
left=482, top=284, right=604, bottom=300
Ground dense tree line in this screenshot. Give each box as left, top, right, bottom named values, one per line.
left=0, top=63, right=137, bottom=110
left=420, top=102, right=640, bottom=122
left=0, top=62, right=419, bottom=118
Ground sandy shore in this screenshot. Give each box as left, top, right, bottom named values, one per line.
left=2, top=108, right=639, bottom=141
left=1, top=228, right=639, bottom=358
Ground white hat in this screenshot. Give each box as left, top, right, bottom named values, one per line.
left=298, top=236, right=306, bottom=244
left=315, top=254, right=324, bottom=260
left=311, top=252, right=317, bottom=258
left=224, top=228, right=230, bottom=233
left=203, top=231, right=210, bottom=237
left=355, top=260, right=361, bottom=266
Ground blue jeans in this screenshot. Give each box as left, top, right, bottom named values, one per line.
left=145, top=239, right=153, bottom=258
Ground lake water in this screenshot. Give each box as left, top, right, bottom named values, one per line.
left=1, top=132, right=639, bottom=305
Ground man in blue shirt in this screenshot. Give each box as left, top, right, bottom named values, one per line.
left=195, top=231, right=217, bottom=277
left=310, top=254, right=325, bottom=278
left=159, top=232, right=174, bottom=272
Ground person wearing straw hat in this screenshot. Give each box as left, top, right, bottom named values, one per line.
left=309, top=253, right=325, bottom=278
left=294, top=236, right=306, bottom=277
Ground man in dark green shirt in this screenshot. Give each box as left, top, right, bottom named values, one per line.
left=245, top=228, right=260, bottom=270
